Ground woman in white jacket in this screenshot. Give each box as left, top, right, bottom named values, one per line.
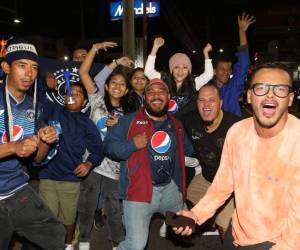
left=145, top=37, right=213, bottom=116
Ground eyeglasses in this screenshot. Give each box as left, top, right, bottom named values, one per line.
left=250, top=83, right=293, bottom=98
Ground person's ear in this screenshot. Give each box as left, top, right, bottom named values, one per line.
left=1, top=61, right=10, bottom=74
left=288, top=92, right=294, bottom=107
left=247, top=89, right=251, bottom=104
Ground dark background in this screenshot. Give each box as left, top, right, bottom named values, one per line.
left=1, top=0, right=300, bottom=71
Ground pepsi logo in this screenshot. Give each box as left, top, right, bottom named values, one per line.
left=151, top=131, right=171, bottom=154
left=168, top=99, right=178, bottom=114
left=1, top=125, right=24, bottom=143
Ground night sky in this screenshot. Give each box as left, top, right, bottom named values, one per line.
left=1, top=0, right=300, bottom=69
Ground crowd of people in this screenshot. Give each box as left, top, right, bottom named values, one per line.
left=0, top=12, right=300, bottom=250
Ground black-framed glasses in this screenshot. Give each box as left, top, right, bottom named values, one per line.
left=250, top=83, right=293, bottom=98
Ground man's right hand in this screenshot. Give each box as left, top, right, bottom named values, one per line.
left=14, top=137, right=39, bottom=158
left=238, top=12, right=255, bottom=32
left=172, top=210, right=198, bottom=236
left=133, top=133, right=148, bottom=149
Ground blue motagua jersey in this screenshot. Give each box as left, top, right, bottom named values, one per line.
left=0, top=90, right=43, bottom=196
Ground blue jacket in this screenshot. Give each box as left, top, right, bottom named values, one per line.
left=103, top=107, right=194, bottom=202
left=39, top=104, right=103, bottom=182
left=214, top=47, right=250, bottom=117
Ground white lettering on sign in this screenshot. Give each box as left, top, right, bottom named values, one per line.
left=113, top=3, right=157, bottom=18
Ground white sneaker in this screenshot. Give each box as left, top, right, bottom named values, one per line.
left=65, top=244, right=74, bottom=250
left=79, top=242, right=90, bottom=250
left=159, top=221, right=167, bottom=238
left=202, top=229, right=220, bottom=235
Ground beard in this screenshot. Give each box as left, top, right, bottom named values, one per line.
left=251, top=100, right=291, bottom=131
left=145, top=101, right=169, bottom=117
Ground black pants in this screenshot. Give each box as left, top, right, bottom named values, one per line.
left=223, top=224, right=275, bottom=250
left=0, top=185, right=65, bottom=250
left=78, top=172, right=124, bottom=246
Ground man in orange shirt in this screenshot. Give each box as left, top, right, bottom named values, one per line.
left=173, top=62, right=300, bottom=250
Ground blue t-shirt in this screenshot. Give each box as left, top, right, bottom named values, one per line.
left=147, top=118, right=178, bottom=186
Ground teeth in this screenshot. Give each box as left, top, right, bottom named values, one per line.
left=263, top=103, right=276, bottom=108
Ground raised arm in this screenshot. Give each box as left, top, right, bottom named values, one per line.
left=195, top=43, right=213, bottom=90
left=79, top=42, right=117, bottom=94
left=144, top=37, right=165, bottom=80
left=226, top=13, right=255, bottom=97
left=238, top=12, right=255, bottom=47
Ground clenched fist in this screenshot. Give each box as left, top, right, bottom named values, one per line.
left=133, top=132, right=148, bottom=149
left=14, top=136, right=39, bottom=158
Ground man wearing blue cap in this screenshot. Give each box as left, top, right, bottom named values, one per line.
left=0, top=39, right=65, bottom=250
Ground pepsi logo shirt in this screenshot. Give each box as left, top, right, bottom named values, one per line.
left=168, top=96, right=190, bottom=115
left=0, top=91, right=43, bottom=196
left=148, top=119, right=178, bottom=186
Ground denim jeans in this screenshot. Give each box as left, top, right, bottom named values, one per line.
left=117, top=180, right=184, bottom=250
left=78, top=172, right=124, bottom=246
left=0, top=185, right=65, bottom=250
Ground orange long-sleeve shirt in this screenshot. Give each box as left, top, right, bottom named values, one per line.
left=192, top=114, right=300, bottom=250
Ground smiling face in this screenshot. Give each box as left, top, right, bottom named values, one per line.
left=247, top=68, right=294, bottom=131
left=172, top=64, right=189, bottom=84
left=144, top=83, right=170, bottom=117
left=214, top=61, right=232, bottom=86
left=131, top=70, right=147, bottom=94
left=105, top=74, right=128, bottom=100
left=197, top=85, right=222, bottom=125
left=2, top=59, right=38, bottom=95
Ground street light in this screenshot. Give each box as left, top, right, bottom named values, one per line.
left=13, top=18, right=21, bottom=23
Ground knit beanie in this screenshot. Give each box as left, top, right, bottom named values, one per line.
left=5, top=38, right=38, bottom=64
left=169, top=53, right=192, bottom=73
